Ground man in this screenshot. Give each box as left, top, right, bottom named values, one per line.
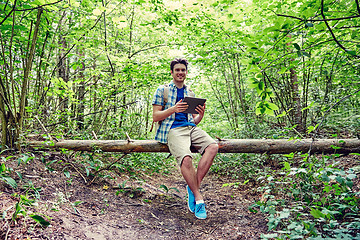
left=152, top=58, right=218, bottom=219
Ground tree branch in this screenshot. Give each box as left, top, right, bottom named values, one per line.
left=321, top=0, right=360, bottom=58
left=14, top=0, right=63, bottom=12
left=0, top=0, right=17, bottom=26
left=102, top=0, right=115, bottom=75
left=129, top=44, right=167, bottom=58
left=275, top=13, right=304, bottom=21
left=276, top=13, right=360, bottom=22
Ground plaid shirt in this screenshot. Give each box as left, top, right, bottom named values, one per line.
left=152, top=82, right=195, bottom=144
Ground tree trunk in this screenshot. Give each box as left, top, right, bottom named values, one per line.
left=77, top=49, right=85, bottom=130
left=58, top=11, right=69, bottom=127
left=20, top=8, right=43, bottom=130
left=290, top=68, right=303, bottom=133
left=28, top=139, right=360, bottom=154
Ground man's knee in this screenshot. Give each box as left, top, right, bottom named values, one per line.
left=206, top=143, right=218, bottom=156
left=181, top=155, right=193, bottom=168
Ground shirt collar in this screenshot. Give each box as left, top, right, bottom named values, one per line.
left=169, top=81, right=187, bottom=89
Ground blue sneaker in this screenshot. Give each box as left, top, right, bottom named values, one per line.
left=195, top=202, right=207, bottom=219
left=186, top=185, right=196, bottom=213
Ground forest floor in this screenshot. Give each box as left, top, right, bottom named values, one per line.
left=0, top=151, right=268, bottom=240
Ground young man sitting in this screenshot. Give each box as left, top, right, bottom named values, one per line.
left=152, top=58, right=218, bottom=219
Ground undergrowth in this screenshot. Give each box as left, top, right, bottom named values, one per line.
left=210, top=144, right=359, bottom=239
left=1, top=154, right=51, bottom=234
left=249, top=152, right=360, bottom=240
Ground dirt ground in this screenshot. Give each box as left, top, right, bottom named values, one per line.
left=0, top=152, right=268, bottom=240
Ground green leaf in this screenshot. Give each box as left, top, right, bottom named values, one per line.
left=278, top=209, right=290, bottom=219
left=276, top=110, right=287, bottom=118
left=307, top=126, right=315, bottom=133
left=2, top=176, right=17, bottom=189
left=345, top=180, right=353, bottom=188
left=255, top=107, right=262, bottom=115
left=248, top=78, right=259, bottom=89
left=293, top=43, right=301, bottom=50
left=335, top=176, right=344, bottom=184
left=73, top=201, right=83, bottom=206
left=345, top=49, right=356, bottom=56
left=296, top=51, right=302, bottom=57
left=283, top=162, right=291, bottom=170
left=267, top=102, right=279, bottom=111
left=29, top=214, right=51, bottom=227
left=321, top=174, right=330, bottom=182
left=258, top=81, right=264, bottom=91
left=346, top=174, right=357, bottom=180
left=310, top=208, right=324, bottom=219
left=301, top=101, right=314, bottom=111
left=331, top=145, right=342, bottom=150
left=261, top=233, right=278, bottom=238
left=0, top=163, right=5, bottom=173
left=169, top=187, right=180, bottom=193
left=324, top=185, right=332, bottom=193
left=64, top=170, right=70, bottom=178
left=277, top=67, right=288, bottom=74
left=302, top=51, right=311, bottom=57
left=159, top=184, right=168, bottom=192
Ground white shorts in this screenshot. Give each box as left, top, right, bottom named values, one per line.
left=167, top=126, right=216, bottom=166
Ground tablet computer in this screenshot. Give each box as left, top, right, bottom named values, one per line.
left=183, top=96, right=206, bottom=114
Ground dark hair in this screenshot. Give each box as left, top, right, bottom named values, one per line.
left=170, top=58, right=188, bottom=72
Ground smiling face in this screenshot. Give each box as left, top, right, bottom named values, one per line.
left=171, top=63, right=187, bottom=83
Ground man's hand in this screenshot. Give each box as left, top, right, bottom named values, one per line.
left=195, top=104, right=205, bottom=116
left=153, top=99, right=189, bottom=122
left=173, top=99, right=188, bottom=113
left=193, top=103, right=205, bottom=124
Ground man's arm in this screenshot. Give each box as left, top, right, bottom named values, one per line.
left=152, top=100, right=189, bottom=122
left=192, top=103, right=205, bottom=125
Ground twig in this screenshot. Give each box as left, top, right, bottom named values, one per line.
left=15, top=0, right=62, bottom=12
left=215, top=136, right=224, bottom=141
left=64, top=207, right=82, bottom=218
left=125, top=132, right=133, bottom=142
left=0, top=0, right=17, bottom=26
left=92, top=131, right=98, bottom=140
left=5, top=220, right=10, bottom=240
left=88, top=154, right=128, bottom=185
left=209, top=224, right=220, bottom=234
left=70, top=162, right=87, bottom=184
left=35, top=116, right=56, bottom=142
left=61, top=155, right=87, bottom=184
left=275, top=11, right=360, bottom=22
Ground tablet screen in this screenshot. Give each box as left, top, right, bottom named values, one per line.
left=183, top=96, right=207, bottom=114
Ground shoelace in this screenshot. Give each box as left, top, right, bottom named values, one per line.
left=196, top=203, right=206, bottom=212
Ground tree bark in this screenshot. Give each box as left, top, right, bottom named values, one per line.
left=28, top=139, right=360, bottom=154
left=57, top=11, right=69, bottom=126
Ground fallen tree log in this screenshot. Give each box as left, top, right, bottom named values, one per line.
left=28, top=139, right=360, bottom=154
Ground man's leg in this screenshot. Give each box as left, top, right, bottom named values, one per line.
left=196, top=143, right=218, bottom=185
left=181, top=144, right=218, bottom=219
left=181, top=156, right=202, bottom=201
left=180, top=143, right=218, bottom=201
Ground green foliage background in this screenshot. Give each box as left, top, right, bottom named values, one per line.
left=0, top=0, right=359, bottom=239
